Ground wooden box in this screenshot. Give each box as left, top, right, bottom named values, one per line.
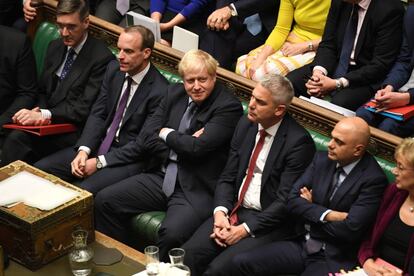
left=0, top=161, right=94, bottom=270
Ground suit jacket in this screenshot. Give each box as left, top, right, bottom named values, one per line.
left=0, top=25, right=37, bottom=127
left=106, top=81, right=243, bottom=218
left=288, top=151, right=388, bottom=267
left=382, top=5, right=414, bottom=104
left=313, top=0, right=404, bottom=87
left=38, top=35, right=114, bottom=128
left=216, top=0, right=278, bottom=34
left=214, top=115, right=316, bottom=235
left=358, top=184, right=414, bottom=275
left=75, top=60, right=169, bottom=164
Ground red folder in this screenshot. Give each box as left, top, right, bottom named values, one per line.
left=364, top=100, right=414, bottom=121
left=3, top=123, right=77, bottom=136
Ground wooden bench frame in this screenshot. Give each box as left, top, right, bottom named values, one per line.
left=28, top=0, right=402, bottom=163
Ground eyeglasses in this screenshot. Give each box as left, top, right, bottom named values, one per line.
left=56, top=23, right=78, bottom=32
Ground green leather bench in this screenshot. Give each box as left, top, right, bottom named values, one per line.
left=32, top=22, right=396, bottom=250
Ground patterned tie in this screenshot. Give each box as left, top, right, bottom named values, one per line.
left=229, top=129, right=267, bottom=225
left=60, top=48, right=76, bottom=80
left=333, top=4, right=359, bottom=78
left=97, top=77, right=133, bottom=155
left=328, top=166, right=345, bottom=202
left=116, top=0, right=130, bottom=15
left=244, top=13, right=262, bottom=36
left=162, top=101, right=198, bottom=197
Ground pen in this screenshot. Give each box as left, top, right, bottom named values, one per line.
left=375, top=107, right=388, bottom=113
left=303, top=74, right=316, bottom=82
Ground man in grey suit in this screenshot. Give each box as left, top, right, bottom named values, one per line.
left=0, top=0, right=114, bottom=165
left=35, top=25, right=169, bottom=196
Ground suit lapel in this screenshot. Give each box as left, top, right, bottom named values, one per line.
left=314, top=161, right=337, bottom=205
left=238, top=124, right=258, bottom=185
left=105, top=71, right=126, bottom=127
left=171, top=94, right=190, bottom=130
left=49, top=37, right=91, bottom=106
left=354, top=1, right=373, bottom=58
left=122, top=66, right=155, bottom=125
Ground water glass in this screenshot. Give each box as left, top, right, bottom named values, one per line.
left=144, top=245, right=160, bottom=276
left=168, top=248, right=185, bottom=265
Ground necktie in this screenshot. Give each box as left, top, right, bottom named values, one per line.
left=97, top=77, right=133, bottom=155
left=229, top=129, right=267, bottom=225
left=60, top=48, right=76, bottom=80
left=333, top=4, right=359, bottom=78
left=328, top=166, right=345, bottom=202
left=244, top=13, right=262, bottom=36
left=162, top=101, right=198, bottom=197
left=116, top=0, right=130, bottom=15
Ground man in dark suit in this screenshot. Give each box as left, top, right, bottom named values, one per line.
left=182, top=75, right=316, bottom=276
left=356, top=4, right=414, bottom=137
left=287, top=0, right=404, bottom=111
left=200, top=0, right=278, bottom=69
left=34, top=25, right=168, bottom=196
left=94, top=49, right=243, bottom=257
left=232, top=117, right=388, bottom=275
left=0, top=0, right=114, bottom=166
left=0, top=26, right=37, bottom=144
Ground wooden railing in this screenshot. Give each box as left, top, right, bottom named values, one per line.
left=28, top=0, right=402, bottom=162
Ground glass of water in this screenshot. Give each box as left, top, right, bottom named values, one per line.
left=168, top=248, right=185, bottom=265
left=68, top=229, right=93, bottom=276
left=144, top=245, right=160, bottom=276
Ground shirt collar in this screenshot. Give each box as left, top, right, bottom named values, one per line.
left=67, top=33, right=88, bottom=55
left=126, top=62, right=151, bottom=85
left=339, top=158, right=361, bottom=176
left=258, top=119, right=283, bottom=138
left=357, top=0, right=371, bottom=11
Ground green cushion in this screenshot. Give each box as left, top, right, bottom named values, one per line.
left=33, top=22, right=60, bottom=76
left=129, top=211, right=166, bottom=248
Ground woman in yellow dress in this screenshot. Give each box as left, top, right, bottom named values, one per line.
left=236, top=0, right=330, bottom=81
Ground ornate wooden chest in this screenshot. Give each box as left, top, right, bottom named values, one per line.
left=0, top=161, right=94, bottom=270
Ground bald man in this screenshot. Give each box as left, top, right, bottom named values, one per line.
left=232, top=117, right=388, bottom=276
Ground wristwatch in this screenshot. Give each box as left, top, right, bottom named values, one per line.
left=228, top=4, right=237, bottom=17
left=96, top=157, right=103, bottom=170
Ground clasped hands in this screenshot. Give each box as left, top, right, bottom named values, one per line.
left=210, top=211, right=248, bottom=247
left=207, top=7, right=231, bottom=31
left=363, top=258, right=402, bottom=276
left=305, top=70, right=336, bottom=98
left=373, top=85, right=410, bottom=111
left=12, top=107, right=51, bottom=126
left=71, top=151, right=97, bottom=178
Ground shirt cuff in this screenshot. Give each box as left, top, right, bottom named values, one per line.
left=320, top=209, right=332, bottom=222
left=230, top=3, right=238, bottom=15
left=339, top=77, right=349, bottom=88
left=213, top=206, right=229, bottom=216
left=40, top=109, right=52, bottom=120
left=159, top=128, right=175, bottom=142
left=313, top=66, right=327, bottom=76
left=242, top=222, right=254, bottom=237
left=78, top=146, right=91, bottom=155
left=98, top=155, right=108, bottom=168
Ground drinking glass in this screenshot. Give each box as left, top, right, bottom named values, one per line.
left=144, top=245, right=160, bottom=276
left=68, top=229, right=93, bottom=276
left=168, top=248, right=185, bottom=265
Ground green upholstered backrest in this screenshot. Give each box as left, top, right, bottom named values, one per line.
left=33, top=21, right=60, bottom=76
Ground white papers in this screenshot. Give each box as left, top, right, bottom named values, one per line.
left=132, top=263, right=189, bottom=276
left=126, top=11, right=161, bottom=42
left=0, top=171, right=79, bottom=211
left=300, top=96, right=356, bottom=117
left=172, top=26, right=199, bottom=53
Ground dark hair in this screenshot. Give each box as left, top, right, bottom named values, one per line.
left=56, top=0, right=89, bottom=20
left=124, top=25, right=155, bottom=51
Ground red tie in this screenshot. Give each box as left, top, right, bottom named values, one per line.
left=229, top=129, right=267, bottom=225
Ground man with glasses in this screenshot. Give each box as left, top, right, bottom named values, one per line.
left=0, top=0, right=114, bottom=166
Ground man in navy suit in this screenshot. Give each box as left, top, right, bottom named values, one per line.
left=287, top=0, right=404, bottom=111
left=200, top=0, right=278, bottom=69
left=232, top=117, right=388, bottom=275
left=182, top=75, right=316, bottom=276
left=94, top=50, right=243, bottom=258
left=35, top=25, right=169, bottom=196
left=0, top=0, right=114, bottom=165
left=356, top=4, right=414, bottom=137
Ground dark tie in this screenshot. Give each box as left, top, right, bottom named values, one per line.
left=162, top=101, right=198, bottom=197
left=328, top=166, right=345, bottom=202
left=229, top=129, right=267, bottom=225
left=333, top=4, right=359, bottom=78
left=97, top=77, right=133, bottom=155
left=60, top=48, right=76, bottom=80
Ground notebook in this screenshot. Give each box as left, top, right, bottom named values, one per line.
left=172, top=26, right=199, bottom=53
left=126, top=11, right=161, bottom=42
